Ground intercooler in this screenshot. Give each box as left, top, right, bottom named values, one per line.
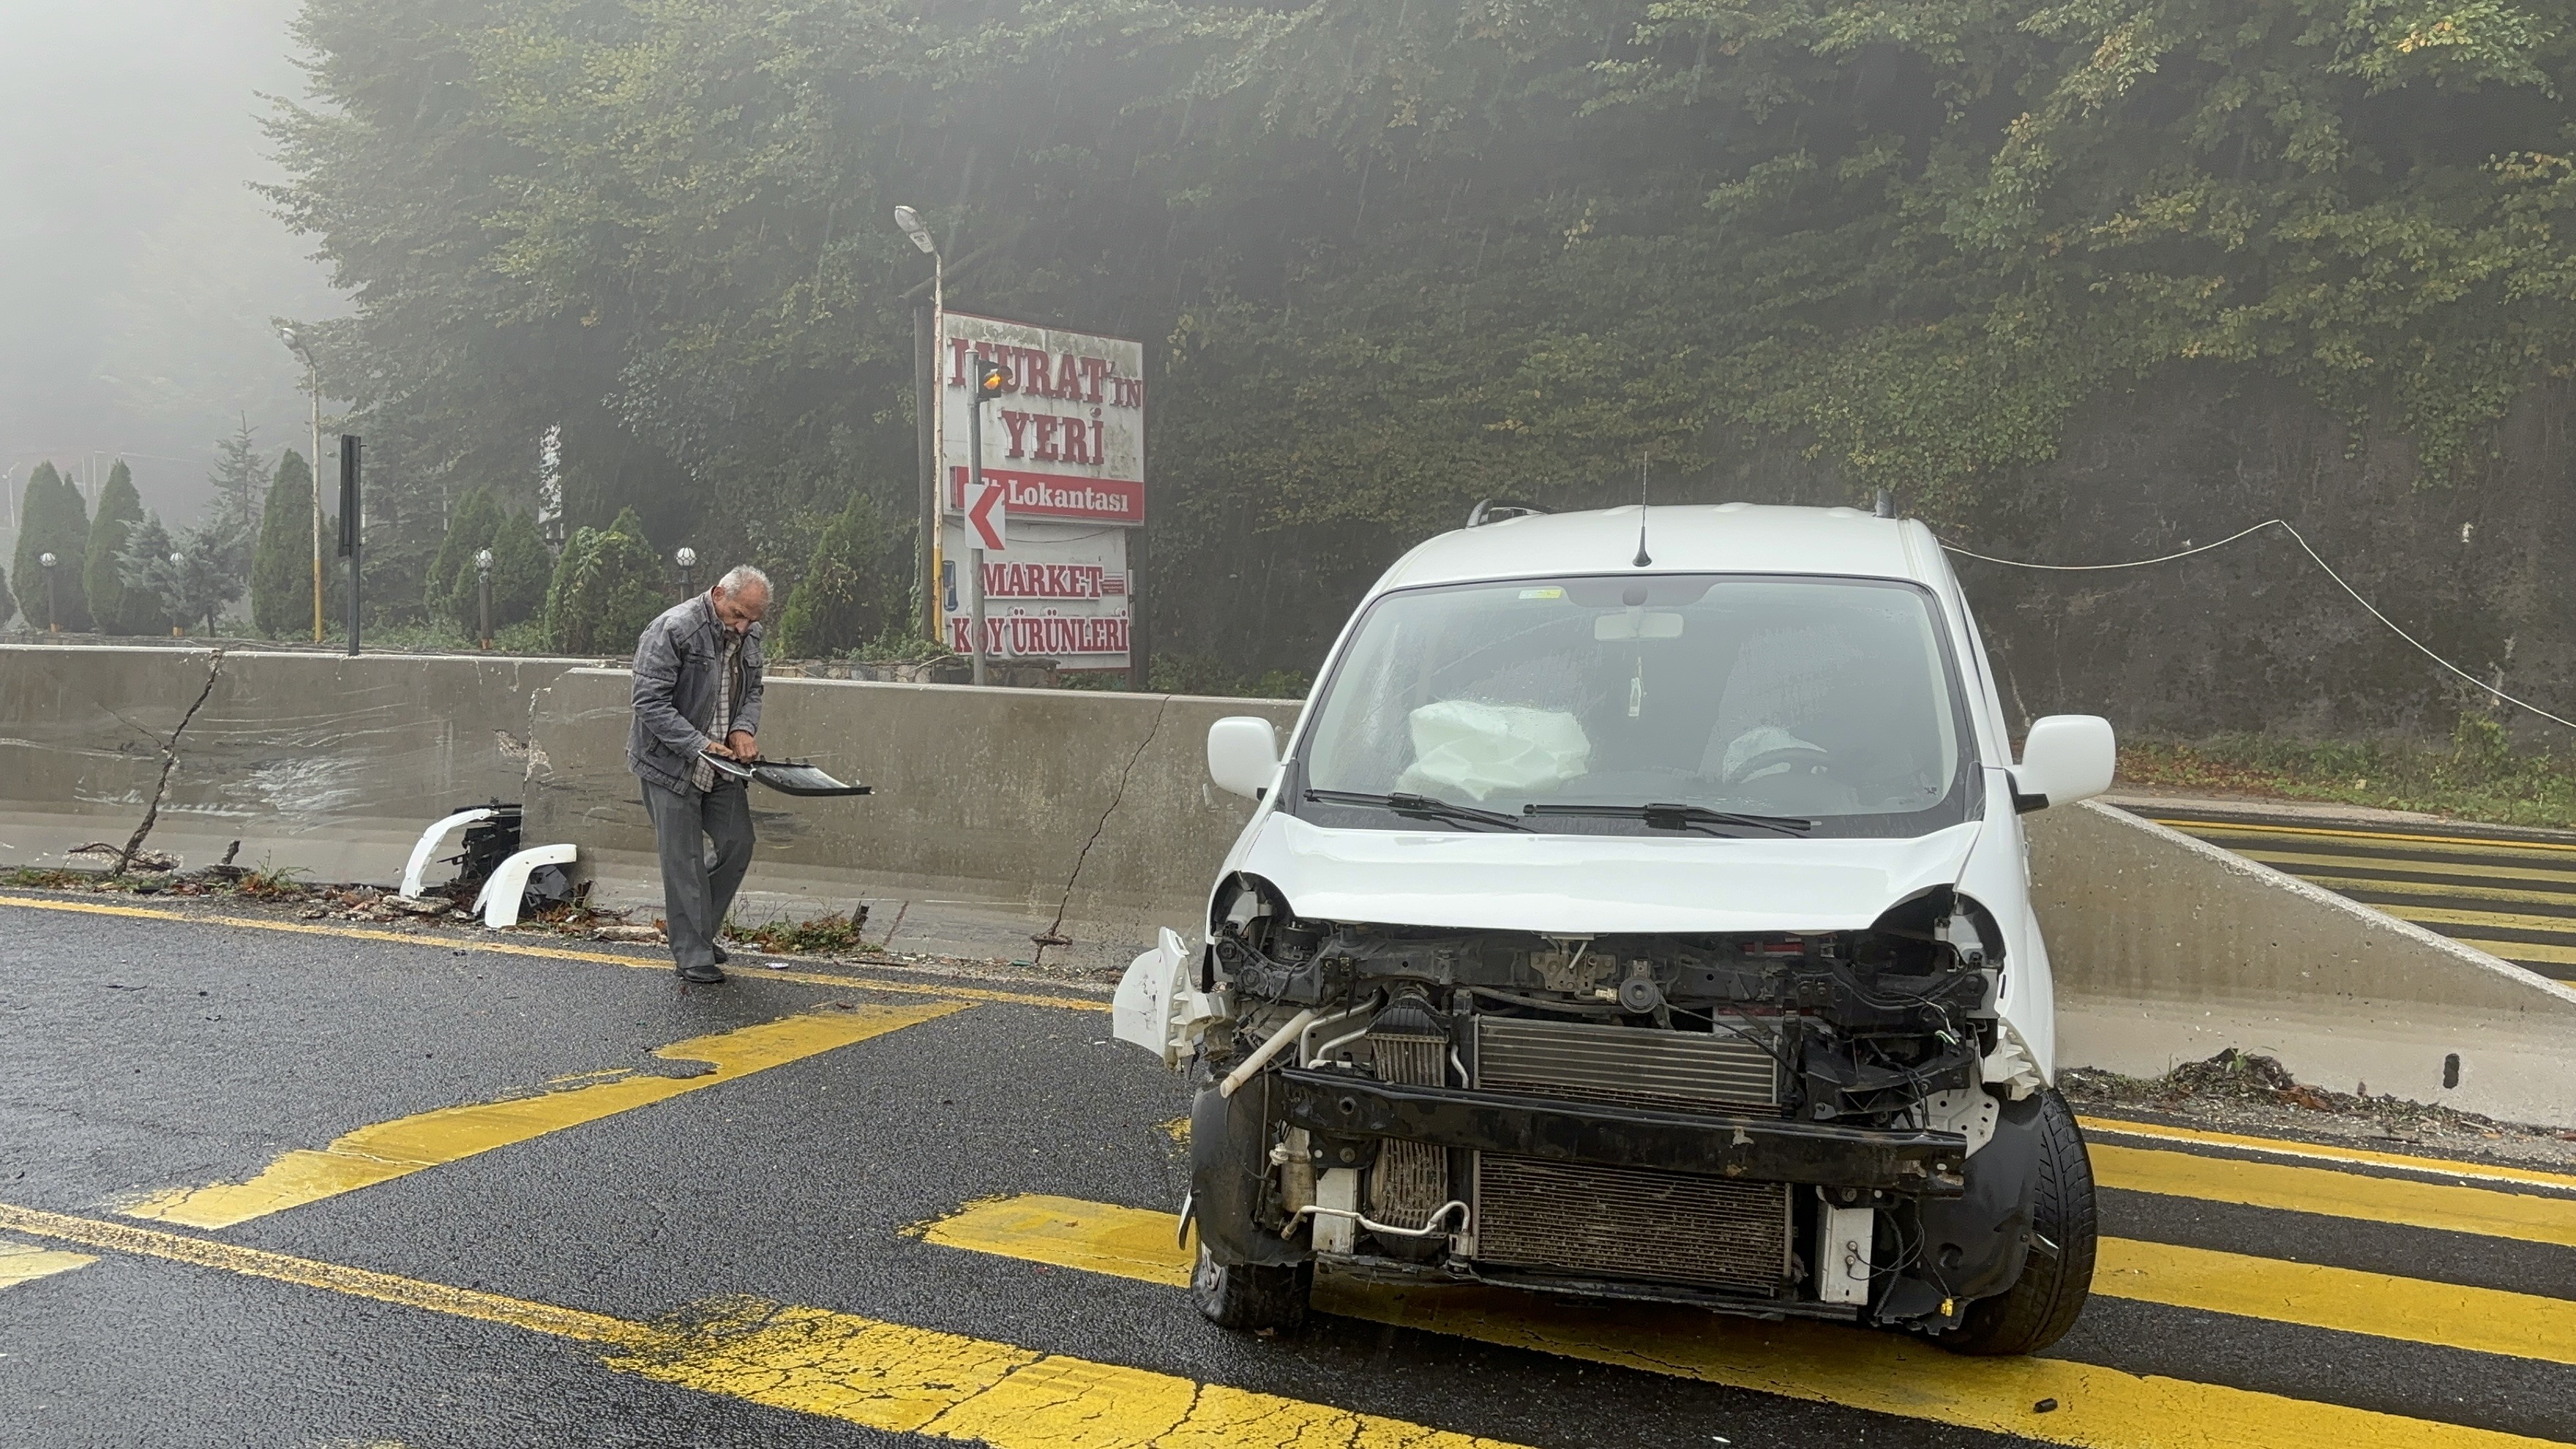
left=1470, top=1016, right=1792, bottom=1295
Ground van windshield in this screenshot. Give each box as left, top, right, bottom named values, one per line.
left=1295, top=574, right=1980, bottom=838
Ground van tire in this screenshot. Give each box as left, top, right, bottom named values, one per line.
left=1193, top=1240, right=1311, bottom=1332
left=1939, top=1087, right=2096, bottom=1356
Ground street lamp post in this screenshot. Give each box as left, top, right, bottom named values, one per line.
left=894, top=205, right=943, bottom=648
left=169, top=552, right=186, bottom=636
left=474, top=548, right=495, bottom=650
left=675, top=546, right=698, bottom=596
left=277, top=323, right=324, bottom=643
left=37, top=552, right=56, bottom=633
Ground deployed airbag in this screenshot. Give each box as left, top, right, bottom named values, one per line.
left=1394, top=700, right=1590, bottom=801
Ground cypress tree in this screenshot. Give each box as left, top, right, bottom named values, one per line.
left=483, top=508, right=552, bottom=633
left=426, top=487, right=506, bottom=629
left=84, top=460, right=159, bottom=634
left=250, top=450, right=317, bottom=637
left=542, top=508, right=664, bottom=654
left=12, top=463, right=92, bottom=632
left=778, top=494, right=896, bottom=658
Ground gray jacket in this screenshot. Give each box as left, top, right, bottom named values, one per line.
left=628, top=594, right=765, bottom=795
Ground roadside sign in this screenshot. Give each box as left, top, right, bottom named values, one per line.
left=969, top=480, right=1008, bottom=553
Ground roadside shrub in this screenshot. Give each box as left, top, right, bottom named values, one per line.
left=776, top=494, right=902, bottom=657
left=544, top=507, right=664, bottom=654
left=12, top=462, right=92, bottom=632
left=84, top=461, right=160, bottom=635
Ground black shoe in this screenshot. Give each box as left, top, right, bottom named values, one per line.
left=713, top=944, right=730, bottom=965
left=676, top=962, right=726, bottom=984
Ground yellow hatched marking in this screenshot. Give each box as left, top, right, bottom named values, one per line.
left=2371, top=903, right=2576, bottom=935
left=2296, top=874, right=2576, bottom=909
left=125, top=1003, right=962, bottom=1228
left=0, top=894, right=1105, bottom=1012
left=0, top=1235, right=97, bottom=1289
left=0, top=1202, right=1522, bottom=1449
left=2078, top=1117, right=2576, bottom=1193
left=2096, top=1237, right=2576, bottom=1366
left=2094, top=1144, right=2576, bottom=1248
left=2157, top=819, right=2576, bottom=857
left=921, top=1196, right=2566, bottom=1448
left=2454, top=937, right=2576, bottom=965
left=2229, top=850, right=2576, bottom=889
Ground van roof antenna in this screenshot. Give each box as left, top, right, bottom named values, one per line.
left=1633, top=453, right=1652, bottom=568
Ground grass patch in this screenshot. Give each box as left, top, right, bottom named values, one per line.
left=2119, top=713, right=2576, bottom=830
left=724, top=907, right=872, bottom=956
left=236, top=862, right=311, bottom=900
left=6, top=867, right=93, bottom=891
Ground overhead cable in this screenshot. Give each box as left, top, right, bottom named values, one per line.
left=1941, top=518, right=2576, bottom=733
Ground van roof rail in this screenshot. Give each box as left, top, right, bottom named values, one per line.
left=1465, top=498, right=1550, bottom=528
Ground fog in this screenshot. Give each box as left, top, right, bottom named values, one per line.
left=0, top=0, right=343, bottom=542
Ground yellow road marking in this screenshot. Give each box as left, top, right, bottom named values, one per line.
left=2078, top=1117, right=2576, bottom=1193
left=0, top=1235, right=97, bottom=1289
left=0, top=1201, right=1522, bottom=1449
left=2094, top=1143, right=2576, bottom=1248
left=921, top=1196, right=2566, bottom=1448
left=2372, top=902, right=2576, bottom=935
left=2157, top=818, right=2576, bottom=856
left=126, top=1003, right=962, bottom=1229
left=2229, top=849, right=2576, bottom=889
left=921, top=1194, right=1197, bottom=1287
left=0, top=894, right=1106, bottom=1012
left=2454, top=937, right=2576, bottom=965
left=2294, top=874, right=2576, bottom=908
left=2095, top=1236, right=2576, bottom=1366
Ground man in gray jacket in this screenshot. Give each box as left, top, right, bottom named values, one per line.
left=629, top=564, right=770, bottom=983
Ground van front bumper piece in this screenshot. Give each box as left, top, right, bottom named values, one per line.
left=1275, top=1066, right=1968, bottom=1195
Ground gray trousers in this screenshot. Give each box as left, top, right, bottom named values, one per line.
left=640, top=778, right=755, bottom=970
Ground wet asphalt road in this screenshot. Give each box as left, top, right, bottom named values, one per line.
left=4, top=891, right=2575, bottom=1448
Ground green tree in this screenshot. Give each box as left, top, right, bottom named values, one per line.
left=250, top=449, right=317, bottom=637
left=12, top=462, right=91, bottom=632
left=483, top=508, right=551, bottom=634
left=776, top=494, right=900, bottom=658
left=115, top=513, right=181, bottom=634
left=543, top=507, right=663, bottom=654
left=83, top=460, right=160, bottom=634
left=425, top=487, right=506, bottom=628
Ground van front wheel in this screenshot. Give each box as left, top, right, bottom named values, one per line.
left=1192, top=1241, right=1311, bottom=1333
left=1939, top=1087, right=2097, bottom=1356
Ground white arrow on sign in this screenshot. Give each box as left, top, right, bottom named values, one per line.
left=968, top=480, right=1008, bottom=553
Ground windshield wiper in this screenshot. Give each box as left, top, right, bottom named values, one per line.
left=1305, top=789, right=1529, bottom=832
left=1521, top=801, right=1813, bottom=836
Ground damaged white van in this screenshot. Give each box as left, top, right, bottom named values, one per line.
left=1113, top=501, right=2116, bottom=1355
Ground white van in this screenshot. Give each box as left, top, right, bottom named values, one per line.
left=1114, top=501, right=2116, bottom=1355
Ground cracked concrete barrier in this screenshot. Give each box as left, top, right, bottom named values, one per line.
left=522, top=668, right=1301, bottom=946
left=0, top=645, right=587, bottom=881
left=2030, top=799, right=2576, bottom=1124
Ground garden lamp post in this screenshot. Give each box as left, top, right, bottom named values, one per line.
left=170, top=552, right=186, bottom=636
left=894, top=203, right=943, bottom=646
left=474, top=547, right=495, bottom=651
left=675, top=545, right=697, bottom=596
left=276, top=322, right=324, bottom=643
left=37, top=552, right=56, bottom=632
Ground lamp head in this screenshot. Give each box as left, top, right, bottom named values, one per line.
left=675, top=546, right=697, bottom=569
left=474, top=547, right=494, bottom=572
left=893, top=205, right=936, bottom=254
left=170, top=552, right=185, bottom=566
left=38, top=553, right=55, bottom=569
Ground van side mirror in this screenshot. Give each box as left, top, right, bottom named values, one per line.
left=2011, top=715, right=2116, bottom=812
left=1208, top=716, right=1280, bottom=800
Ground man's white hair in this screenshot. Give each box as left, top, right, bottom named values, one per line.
left=716, top=564, right=772, bottom=595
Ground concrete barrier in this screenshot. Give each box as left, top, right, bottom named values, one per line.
left=520, top=668, right=1301, bottom=946
left=0, top=644, right=588, bottom=882
left=2031, top=799, right=2576, bottom=1123
left=4, top=643, right=2570, bottom=1119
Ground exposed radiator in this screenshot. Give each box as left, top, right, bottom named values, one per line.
left=1475, top=1015, right=1778, bottom=1112
left=1475, top=1156, right=1794, bottom=1293
left=1366, top=997, right=1452, bottom=1230
left=1472, top=1016, right=1789, bottom=1294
